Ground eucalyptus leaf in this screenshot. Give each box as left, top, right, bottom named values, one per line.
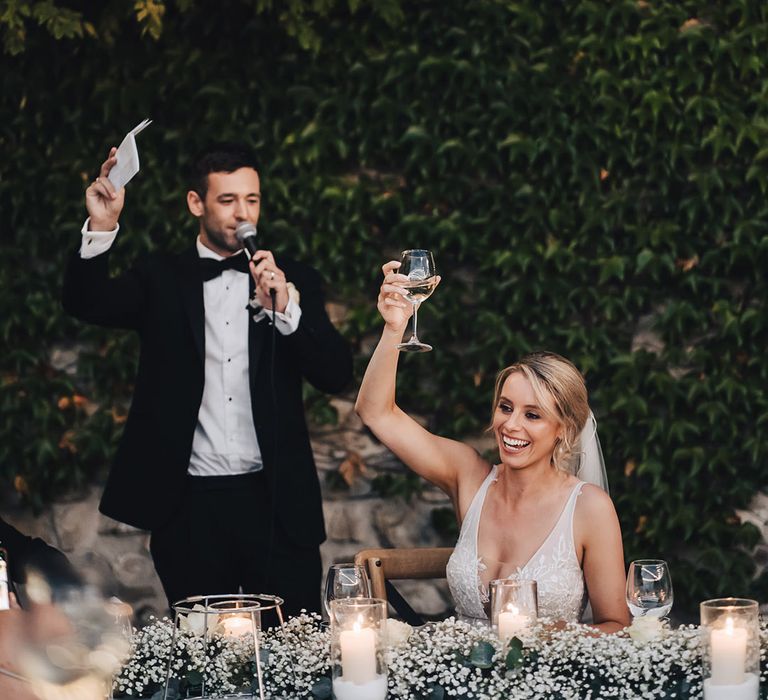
left=470, top=640, right=495, bottom=669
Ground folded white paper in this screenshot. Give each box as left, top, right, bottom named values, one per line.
left=107, top=118, right=152, bottom=191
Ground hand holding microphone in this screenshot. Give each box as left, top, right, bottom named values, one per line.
left=235, top=222, right=289, bottom=313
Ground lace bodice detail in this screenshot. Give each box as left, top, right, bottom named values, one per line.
left=446, top=466, right=587, bottom=621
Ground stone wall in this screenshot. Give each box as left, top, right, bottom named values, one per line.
left=7, top=390, right=768, bottom=625
left=1, top=394, right=470, bottom=625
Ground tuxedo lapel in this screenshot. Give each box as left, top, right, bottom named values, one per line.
left=177, top=248, right=205, bottom=363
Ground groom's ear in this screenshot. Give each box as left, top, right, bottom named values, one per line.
left=187, top=190, right=204, bottom=217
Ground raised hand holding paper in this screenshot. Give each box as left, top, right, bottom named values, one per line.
left=107, top=118, right=152, bottom=191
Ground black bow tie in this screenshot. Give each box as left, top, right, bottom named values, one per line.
left=199, top=253, right=250, bottom=281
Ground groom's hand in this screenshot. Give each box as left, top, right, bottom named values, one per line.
left=85, top=147, right=125, bottom=231
left=249, top=250, right=289, bottom=313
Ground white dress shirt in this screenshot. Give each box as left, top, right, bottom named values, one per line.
left=79, top=219, right=302, bottom=476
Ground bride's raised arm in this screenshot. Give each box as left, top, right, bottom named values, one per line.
left=355, top=261, right=485, bottom=501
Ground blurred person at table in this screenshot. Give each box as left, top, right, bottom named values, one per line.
left=0, top=602, right=37, bottom=700
left=355, top=261, right=630, bottom=633
left=0, top=592, right=112, bottom=700
left=62, top=143, right=352, bottom=616
left=0, top=517, right=80, bottom=595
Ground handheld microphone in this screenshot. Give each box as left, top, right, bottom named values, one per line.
left=235, top=221, right=276, bottom=308
left=235, top=221, right=259, bottom=259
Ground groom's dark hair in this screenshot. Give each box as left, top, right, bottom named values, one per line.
left=188, top=142, right=260, bottom=199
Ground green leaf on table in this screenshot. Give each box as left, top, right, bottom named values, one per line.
left=470, top=640, right=495, bottom=668
left=505, top=637, right=524, bottom=670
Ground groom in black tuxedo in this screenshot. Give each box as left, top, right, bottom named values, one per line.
left=62, top=143, right=352, bottom=615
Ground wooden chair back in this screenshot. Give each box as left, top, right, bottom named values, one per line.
left=354, top=547, right=454, bottom=601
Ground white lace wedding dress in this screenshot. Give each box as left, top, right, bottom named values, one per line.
left=446, top=465, right=588, bottom=621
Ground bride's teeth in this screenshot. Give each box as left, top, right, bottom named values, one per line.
left=502, top=436, right=530, bottom=448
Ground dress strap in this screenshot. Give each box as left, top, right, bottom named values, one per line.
left=563, top=481, right=585, bottom=535
left=456, top=465, right=497, bottom=544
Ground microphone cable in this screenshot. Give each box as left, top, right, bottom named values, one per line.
left=237, top=222, right=284, bottom=610
left=265, top=287, right=278, bottom=602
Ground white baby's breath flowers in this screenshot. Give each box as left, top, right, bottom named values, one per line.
left=113, top=614, right=768, bottom=698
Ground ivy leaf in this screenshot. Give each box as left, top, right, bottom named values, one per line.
left=636, top=249, right=654, bottom=273
left=598, top=256, right=626, bottom=283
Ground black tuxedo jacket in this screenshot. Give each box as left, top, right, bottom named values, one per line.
left=62, top=245, right=352, bottom=545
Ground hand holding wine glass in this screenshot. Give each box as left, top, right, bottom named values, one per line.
left=380, top=250, right=439, bottom=353
left=378, top=261, right=414, bottom=332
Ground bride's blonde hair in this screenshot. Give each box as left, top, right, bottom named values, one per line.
left=490, top=352, right=590, bottom=473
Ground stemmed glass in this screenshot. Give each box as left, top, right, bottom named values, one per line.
left=626, top=559, right=673, bottom=619
left=323, top=563, right=371, bottom=618
left=395, top=249, right=438, bottom=353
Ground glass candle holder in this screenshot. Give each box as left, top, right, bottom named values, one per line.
left=490, top=579, right=538, bottom=642
left=330, top=598, right=387, bottom=700
left=700, top=598, right=759, bottom=700
left=166, top=593, right=286, bottom=700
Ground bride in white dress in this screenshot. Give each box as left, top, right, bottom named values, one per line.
left=355, top=262, right=630, bottom=632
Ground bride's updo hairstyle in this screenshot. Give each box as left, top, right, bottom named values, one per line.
left=491, top=352, right=590, bottom=473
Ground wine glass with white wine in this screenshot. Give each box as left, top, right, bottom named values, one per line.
left=396, top=249, right=438, bottom=353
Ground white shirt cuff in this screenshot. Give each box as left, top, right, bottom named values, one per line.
left=251, top=296, right=302, bottom=335
left=79, top=218, right=119, bottom=258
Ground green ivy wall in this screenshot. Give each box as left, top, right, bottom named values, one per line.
left=1, top=0, right=767, bottom=616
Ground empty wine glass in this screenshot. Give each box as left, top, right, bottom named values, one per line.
left=323, top=563, right=371, bottom=618
left=395, top=249, right=437, bottom=353
left=626, top=559, right=673, bottom=619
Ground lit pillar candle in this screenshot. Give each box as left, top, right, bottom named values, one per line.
left=340, top=621, right=377, bottom=684
left=710, top=617, right=746, bottom=685
left=220, top=615, right=253, bottom=637
left=497, top=605, right=529, bottom=642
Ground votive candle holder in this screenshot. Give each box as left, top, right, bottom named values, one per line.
left=490, top=579, right=538, bottom=642
left=700, top=598, right=759, bottom=700
left=330, top=597, right=388, bottom=700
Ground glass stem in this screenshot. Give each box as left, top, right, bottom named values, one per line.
left=410, top=301, right=420, bottom=341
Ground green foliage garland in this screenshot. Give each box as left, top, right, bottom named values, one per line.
left=1, top=0, right=767, bottom=617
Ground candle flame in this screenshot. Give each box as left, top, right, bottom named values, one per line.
left=353, top=614, right=364, bottom=632
left=505, top=605, right=519, bottom=615
left=724, top=617, right=735, bottom=635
